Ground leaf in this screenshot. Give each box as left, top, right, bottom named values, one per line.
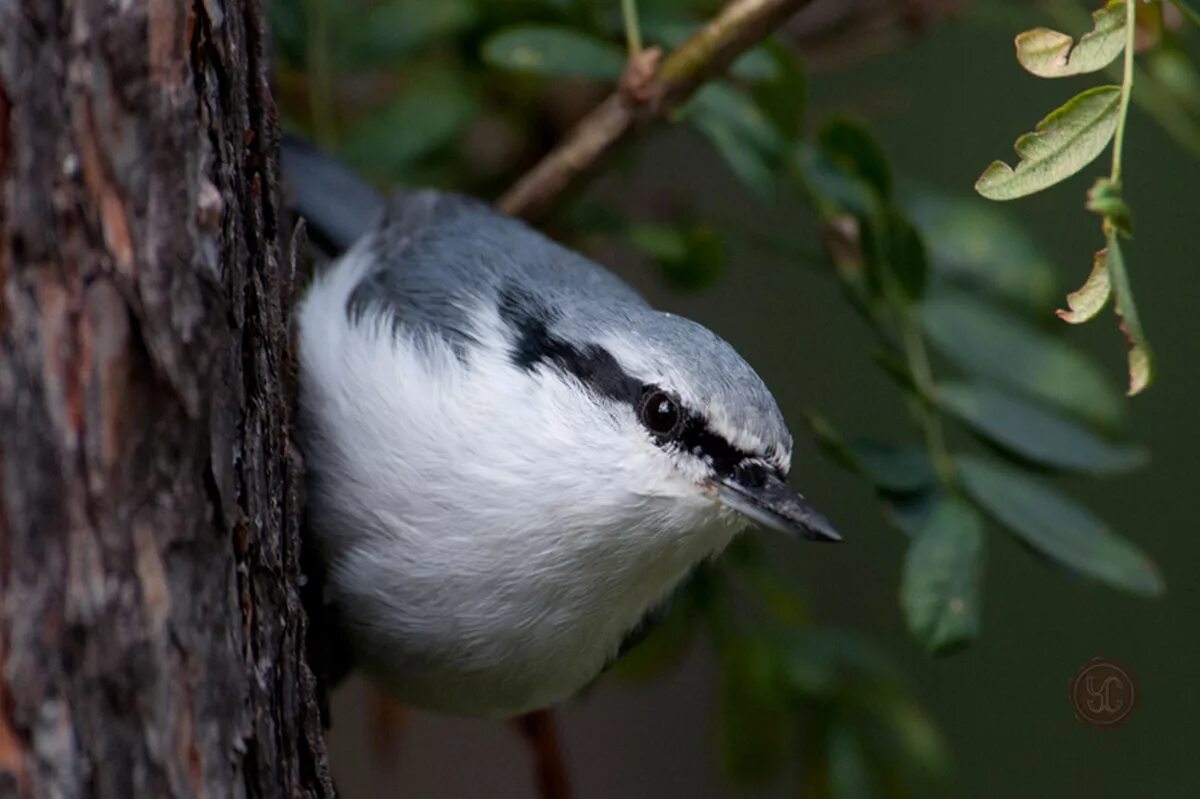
left=340, top=71, right=476, bottom=177
left=1016, top=1, right=1127, bottom=78
left=906, top=190, right=1058, bottom=314
left=958, top=456, right=1163, bottom=596
left=852, top=443, right=935, bottom=494
left=901, top=496, right=984, bottom=654
left=626, top=223, right=686, bottom=262
left=627, top=223, right=725, bottom=290
left=798, top=145, right=880, bottom=219
left=1105, top=233, right=1154, bottom=395
left=864, top=209, right=928, bottom=301
left=336, top=0, right=477, bottom=69
left=481, top=26, right=625, bottom=80
left=884, top=488, right=943, bottom=538
left=853, top=688, right=950, bottom=790
left=921, top=289, right=1123, bottom=429
left=1057, top=247, right=1112, bottom=324
left=937, top=382, right=1145, bottom=474
left=780, top=630, right=902, bottom=698
left=752, top=39, right=806, bottom=137
left=803, top=414, right=934, bottom=493
left=975, top=86, right=1121, bottom=201
left=818, top=117, right=892, bottom=199
left=687, top=83, right=785, bottom=198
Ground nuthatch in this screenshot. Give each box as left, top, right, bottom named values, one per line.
left=284, top=139, right=839, bottom=719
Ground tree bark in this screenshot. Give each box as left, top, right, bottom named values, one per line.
left=0, top=2, right=332, bottom=797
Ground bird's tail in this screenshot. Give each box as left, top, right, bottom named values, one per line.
left=281, top=134, right=386, bottom=255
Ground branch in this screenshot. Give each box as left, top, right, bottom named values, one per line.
left=497, top=0, right=816, bottom=220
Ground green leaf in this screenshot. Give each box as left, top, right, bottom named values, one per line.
left=797, top=145, right=879, bottom=219
left=780, top=630, right=902, bottom=698
left=818, top=117, right=892, bottom=199
left=1057, top=247, right=1112, bottom=324
left=906, top=190, right=1058, bottom=313
left=975, top=86, right=1121, bottom=201
left=626, top=223, right=687, bottom=262
left=481, top=26, right=625, bottom=80
left=864, top=209, right=928, bottom=301
left=751, top=39, right=806, bottom=137
left=901, top=496, right=984, bottom=654
left=921, top=289, right=1123, bottom=429
left=958, top=456, right=1164, bottom=596
left=336, top=0, right=477, bottom=69
left=852, top=443, right=935, bottom=494
left=340, top=71, right=476, bottom=177
left=937, top=382, right=1145, bottom=474
left=1016, top=1, right=1127, bottom=78
left=687, top=83, right=785, bottom=198
left=1105, top=233, right=1154, bottom=395
left=853, top=688, right=950, bottom=791
left=803, top=414, right=934, bottom=493
left=884, top=488, right=943, bottom=538
left=627, top=223, right=725, bottom=290
left=668, top=227, right=725, bottom=290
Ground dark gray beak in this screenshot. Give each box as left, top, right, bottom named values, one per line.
left=716, top=468, right=841, bottom=542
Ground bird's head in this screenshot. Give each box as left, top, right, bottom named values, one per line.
left=494, top=284, right=841, bottom=545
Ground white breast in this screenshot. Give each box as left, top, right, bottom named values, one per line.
left=296, top=244, right=743, bottom=717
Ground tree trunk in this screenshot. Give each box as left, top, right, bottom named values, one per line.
left=0, top=2, right=332, bottom=797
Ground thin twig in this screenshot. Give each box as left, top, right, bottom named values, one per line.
left=497, top=0, right=815, bottom=220
left=1110, top=0, right=1137, bottom=184
left=622, top=0, right=643, bottom=55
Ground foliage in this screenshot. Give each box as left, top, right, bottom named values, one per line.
left=269, top=1, right=1192, bottom=794
left=973, top=0, right=1182, bottom=395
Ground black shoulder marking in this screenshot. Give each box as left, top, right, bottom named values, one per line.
left=498, top=285, right=641, bottom=403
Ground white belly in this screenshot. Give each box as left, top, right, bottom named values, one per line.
left=297, top=246, right=743, bottom=716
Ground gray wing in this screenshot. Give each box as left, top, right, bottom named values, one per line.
left=282, top=134, right=649, bottom=348
left=347, top=190, right=650, bottom=349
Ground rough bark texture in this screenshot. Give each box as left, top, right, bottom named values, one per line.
left=0, top=1, right=332, bottom=797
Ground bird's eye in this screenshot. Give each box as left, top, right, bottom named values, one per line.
left=639, top=388, right=683, bottom=438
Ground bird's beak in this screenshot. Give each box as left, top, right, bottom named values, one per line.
left=715, top=469, right=842, bottom=542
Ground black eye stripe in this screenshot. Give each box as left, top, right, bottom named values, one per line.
left=496, top=285, right=771, bottom=476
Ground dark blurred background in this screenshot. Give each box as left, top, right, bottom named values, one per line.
left=274, top=2, right=1199, bottom=796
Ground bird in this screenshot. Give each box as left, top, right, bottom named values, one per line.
left=283, top=138, right=840, bottom=720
